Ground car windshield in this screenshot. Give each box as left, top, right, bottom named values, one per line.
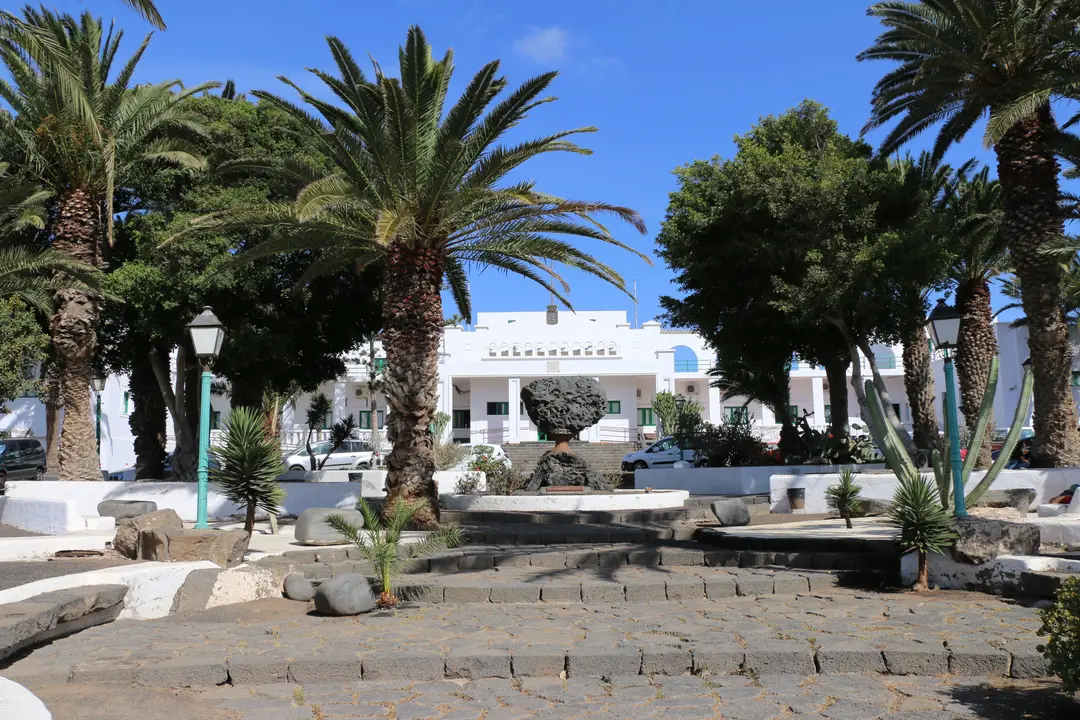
left=651, top=438, right=674, bottom=452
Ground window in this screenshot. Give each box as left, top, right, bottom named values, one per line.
left=452, top=409, right=470, bottom=429
left=789, top=405, right=799, bottom=421
left=520, top=401, right=525, bottom=416
left=1072, top=371, right=1080, bottom=387
left=321, top=411, right=332, bottom=430
left=892, top=403, right=902, bottom=421
left=358, top=410, right=386, bottom=429
left=373, top=357, right=388, bottom=372
left=378, top=410, right=385, bottom=428
left=650, top=437, right=675, bottom=452
left=607, top=400, right=621, bottom=415
left=637, top=407, right=654, bottom=426
left=487, top=402, right=509, bottom=416
left=122, top=391, right=131, bottom=415
left=210, top=411, right=221, bottom=430
left=724, top=406, right=748, bottom=423
left=824, top=405, right=832, bottom=424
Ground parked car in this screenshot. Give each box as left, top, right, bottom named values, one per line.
left=621, top=436, right=701, bottom=470
left=0, top=438, right=46, bottom=485
left=284, top=440, right=374, bottom=471
left=108, top=452, right=218, bottom=481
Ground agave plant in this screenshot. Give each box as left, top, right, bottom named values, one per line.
left=865, top=355, right=1033, bottom=511
left=825, top=468, right=863, bottom=530
left=325, top=498, right=462, bottom=608
left=887, top=474, right=957, bottom=591
left=209, top=406, right=285, bottom=535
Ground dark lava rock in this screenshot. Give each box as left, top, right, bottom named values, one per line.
left=521, top=377, right=607, bottom=436
left=527, top=452, right=601, bottom=490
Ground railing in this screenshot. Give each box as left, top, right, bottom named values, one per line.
left=674, top=360, right=715, bottom=372
left=279, top=428, right=390, bottom=453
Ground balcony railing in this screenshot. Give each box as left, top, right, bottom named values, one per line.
left=674, top=360, right=715, bottom=372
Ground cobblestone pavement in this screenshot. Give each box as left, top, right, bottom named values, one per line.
left=2, top=591, right=1052, bottom=687
left=27, top=674, right=1077, bottom=719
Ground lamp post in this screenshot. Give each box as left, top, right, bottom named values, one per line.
left=926, top=299, right=966, bottom=517
left=186, top=307, right=226, bottom=529
left=90, top=373, right=105, bottom=458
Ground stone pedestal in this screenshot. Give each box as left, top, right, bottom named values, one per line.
left=113, top=510, right=183, bottom=560
left=950, top=517, right=1040, bottom=565
left=521, top=377, right=607, bottom=490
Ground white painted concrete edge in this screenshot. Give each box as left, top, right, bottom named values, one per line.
left=0, top=496, right=112, bottom=535
left=441, top=489, right=690, bottom=512
left=0, top=561, right=217, bottom=619
left=899, top=551, right=1080, bottom=590
left=0, top=677, right=51, bottom=720
left=0, top=532, right=112, bottom=561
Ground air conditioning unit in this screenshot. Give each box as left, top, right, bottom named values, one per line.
left=686, top=384, right=697, bottom=394
left=354, top=388, right=364, bottom=398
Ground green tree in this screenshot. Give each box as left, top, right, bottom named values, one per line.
left=0, top=7, right=214, bottom=480
left=860, top=0, right=1080, bottom=467
left=210, top=406, right=284, bottom=535
left=99, top=93, right=382, bottom=479
left=709, top=347, right=798, bottom=455
left=0, top=297, right=46, bottom=412
left=887, top=474, right=957, bottom=591
left=184, top=28, right=648, bottom=527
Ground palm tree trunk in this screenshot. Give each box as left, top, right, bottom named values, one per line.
left=955, top=279, right=997, bottom=469
left=381, top=244, right=442, bottom=529
left=43, top=358, right=61, bottom=472
left=995, top=106, right=1080, bottom=467
left=916, top=550, right=928, bottom=591
left=823, top=356, right=850, bottom=440
left=50, top=188, right=103, bottom=481
left=902, top=323, right=939, bottom=454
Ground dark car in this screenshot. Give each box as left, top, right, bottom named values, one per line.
left=0, top=438, right=47, bottom=485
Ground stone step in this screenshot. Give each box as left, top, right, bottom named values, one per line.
left=683, top=494, right=771, bottom=508
left=440, top=507, right=714, bottom=526
left=0, top=584, right=128, bottom=662
left=1019, top=570, right=1079, bottom=600
left=693, top=528, right=901, bottom=557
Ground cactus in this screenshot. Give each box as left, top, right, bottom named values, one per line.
left=865, top=379, right=918, bottom=483
left=964, top=362, right=1033, bottom=507
left=960, top=357, right=999, bottom=480
left=931, top=447, right=950, bottom=510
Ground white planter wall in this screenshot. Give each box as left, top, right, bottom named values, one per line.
left=635, top=464, right=885, bottom=496
left=769, top=468, right=1079, bottom=514
left=5, top=471, right=477, bottom=524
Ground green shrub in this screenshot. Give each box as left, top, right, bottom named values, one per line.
left=210, top=406, right=285, bottom=535
left=886, top=474, right=956, bottom=591
left=325, top=498, right=462, bottom=608
left=1038, top=576, right=1080, bottom=693
left=825, top=468, right=863, bottom=529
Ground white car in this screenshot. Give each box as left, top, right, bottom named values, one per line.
left=621, top=436, right=699, bottom=470
left=285, top=440, right=374, bottom=471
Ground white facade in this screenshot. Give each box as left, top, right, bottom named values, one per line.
left=284, top=309, right=909, bottom=449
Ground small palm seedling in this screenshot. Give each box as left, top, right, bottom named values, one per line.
left=825, top=468, right=864, bottom=529
left=325, top=499, right=463, bottom=608
left=210, top=406, right=285, bottom=535
left=886, top=474, right=957, bottom=591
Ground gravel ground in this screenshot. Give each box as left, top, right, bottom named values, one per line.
left=0, top=556, right=135, bottom=591
left=0, top=523, right=42, bottom=537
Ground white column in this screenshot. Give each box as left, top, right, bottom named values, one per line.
left=588, top=377, right=602, bottom=442
left=707, top=384, right=721, bottom=425
left=812, top=376, right=826, bottom=428
left=507, top=377, right=521, bottom=444
left=760, top=404, right=775, bottom=425
left=439, top=375, right=454, bottom=444
left=333, top=381, right=347, bottom=421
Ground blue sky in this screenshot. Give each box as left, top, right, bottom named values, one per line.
left=52, top=0, right=1011, bottom=322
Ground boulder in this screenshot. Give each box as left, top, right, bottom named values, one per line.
left=294, top=508, right=365, bottom=546
left=283, top=574, right=315, bottom=602
left=521, top=377, right=607, bottom=437
left=97, top=500, right=158, bottom=520
left=711, top=499, right=751, bottom=527
left=112, top=509, right=183, bottom=560
left=141, top=527, right=250, bottom=568
left=526, top=452, right=600, bottom=490
left=977, top=488, right=1037, bottom=514
left=950, top=517, right=1040, bottom=565
left=856, top=499, right=893, bottom=517
left=313, top=573, right=376, bottom=616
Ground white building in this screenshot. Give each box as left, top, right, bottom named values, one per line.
left=283, top=309, right=910, bottom=449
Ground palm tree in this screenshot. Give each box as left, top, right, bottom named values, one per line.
left=947, top=167, right=1006, bottom=468
left=0, top=8, right=214, bottom=480
left=120, top=0, right=165, bottom=30
left=860, top=0, right=1080, bottom=467
left=709, top=350, right=798, bottom=456
left=183, top=28, right=647, bottom=526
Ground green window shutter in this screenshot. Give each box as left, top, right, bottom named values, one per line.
left=637, top=408, right=654, bottom=426
left=486, top=402, right=509, bottom=416
left=607, top=400, right=621, bottom=415
left=824, top=405, right=832, bottom=424
left=210, top=411, right=221, bottom=430
left=358, top=411, right=371, bottom=429
left=123, top=391, right=130, bottom=414
left=724, top=406, right=748, bottom=423
left=789, top=405, right=798, bottom=421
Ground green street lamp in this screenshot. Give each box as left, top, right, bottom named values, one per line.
left=926, top=299, right=966, bottom=517
left=90, top=372, right=106, bottom=458
left=186, top=307, right=226, bottom=529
